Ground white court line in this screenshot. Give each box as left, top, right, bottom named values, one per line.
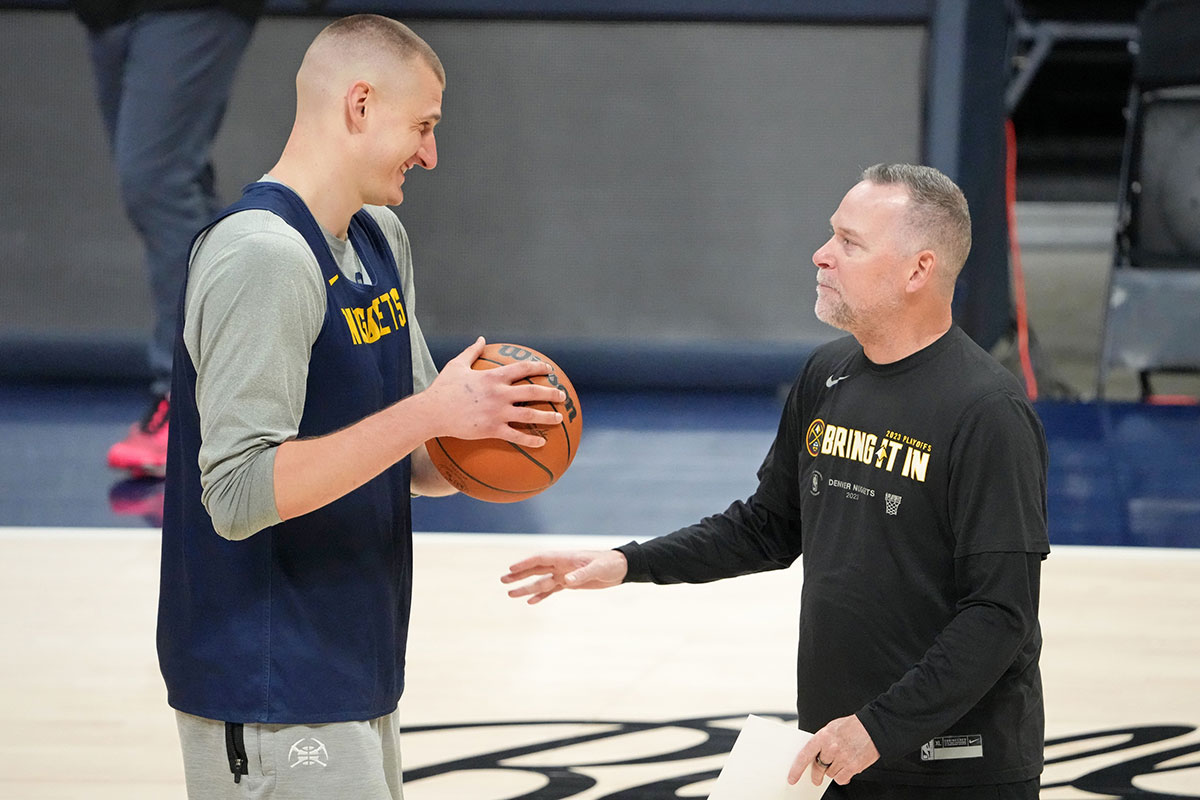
left=0, top=526, right=157, bottom=540
left=0, top=527, right=638, bottom=553
left=3, top=526, right=1200, bottom=559
left=1041, top=543, right=1200, bottom=560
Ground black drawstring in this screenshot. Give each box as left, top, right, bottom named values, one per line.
left=225, top=722, right=249, bottom=784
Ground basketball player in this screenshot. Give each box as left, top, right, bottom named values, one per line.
left=503, top=164, right=1050, bottom=799
left=157, top=16, right=564, bottom=799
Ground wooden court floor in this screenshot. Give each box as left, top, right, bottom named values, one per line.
left=1, top=529, right=1197, bottom=800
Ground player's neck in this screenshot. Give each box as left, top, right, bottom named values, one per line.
left=269, top=145, right=360, bottom=240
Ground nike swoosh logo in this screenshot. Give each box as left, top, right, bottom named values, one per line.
left=826, top=375, right=850, bottom=388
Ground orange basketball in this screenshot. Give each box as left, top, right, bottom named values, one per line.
left=428, top=343, right=583, bottom=503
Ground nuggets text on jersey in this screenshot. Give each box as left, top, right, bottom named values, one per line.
left=340, top=287, right=407, bottom=345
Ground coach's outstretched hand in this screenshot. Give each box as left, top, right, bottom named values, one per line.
left=502, top=550, right=628, bottom=604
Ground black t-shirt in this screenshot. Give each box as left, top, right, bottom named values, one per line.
left=620, top=327, right=1050, bottom=787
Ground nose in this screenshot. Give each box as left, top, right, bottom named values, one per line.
left=813, top=238, right=834, bottom=270
left=416, top=130, right=438, bottom=170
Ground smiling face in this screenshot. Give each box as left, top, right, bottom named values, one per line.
left=360, top=59, right=443, bottom=207
left=811, top=180, right=917, bottom=336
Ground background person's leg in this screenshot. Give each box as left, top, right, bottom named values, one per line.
left=112, top=8, right=254, bottom=397
left=102, top=8, right=254, bottom=475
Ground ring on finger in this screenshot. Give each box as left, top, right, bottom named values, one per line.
left=815, top=754, right=832, bottom=769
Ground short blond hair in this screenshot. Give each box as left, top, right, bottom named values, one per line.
left=315, top=14, right=445, bottom=86
left=862, top=163, right=971, bottom=283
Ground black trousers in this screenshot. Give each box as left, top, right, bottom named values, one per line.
left=824, top=777, right=1039, bottom=800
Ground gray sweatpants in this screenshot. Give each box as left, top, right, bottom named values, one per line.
left=175, top=710, right=404, bottom=800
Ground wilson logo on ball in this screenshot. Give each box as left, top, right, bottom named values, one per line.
left=497, top=344, right=578, bottom=422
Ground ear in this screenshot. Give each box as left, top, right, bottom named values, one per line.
left=906, top=250, right=937, bottom=294
left=345, top=80, right=372, bottom=133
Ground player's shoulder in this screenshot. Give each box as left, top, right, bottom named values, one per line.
left=191, top=210, right=322, bottom=288
left=198, top=209, right=312, bottom=260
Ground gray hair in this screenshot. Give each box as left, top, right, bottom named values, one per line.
left=861, top=163, right=972, bottom=283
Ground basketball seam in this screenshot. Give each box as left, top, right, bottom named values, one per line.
left=431, top=436, right=554, bottom=495
left=502, top=440, right=554, bottom=483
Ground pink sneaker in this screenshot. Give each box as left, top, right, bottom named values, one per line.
left=107, top=394, right=170, bottom=478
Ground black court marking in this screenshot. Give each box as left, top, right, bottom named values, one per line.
left=399, top=716, right=1200, bottom=799
left=402, top=714, right=745, bottom=797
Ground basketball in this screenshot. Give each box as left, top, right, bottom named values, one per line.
left=428, top=343, right=583, bottom=503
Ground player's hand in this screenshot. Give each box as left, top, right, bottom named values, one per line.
left=426, top=337, right=565, bottom=447
left=787, top=714, right=879, bottom=787
left=501, top=550, right=628, bottom=604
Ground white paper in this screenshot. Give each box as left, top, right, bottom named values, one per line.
left=708, top=715, right=831, bottom=800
